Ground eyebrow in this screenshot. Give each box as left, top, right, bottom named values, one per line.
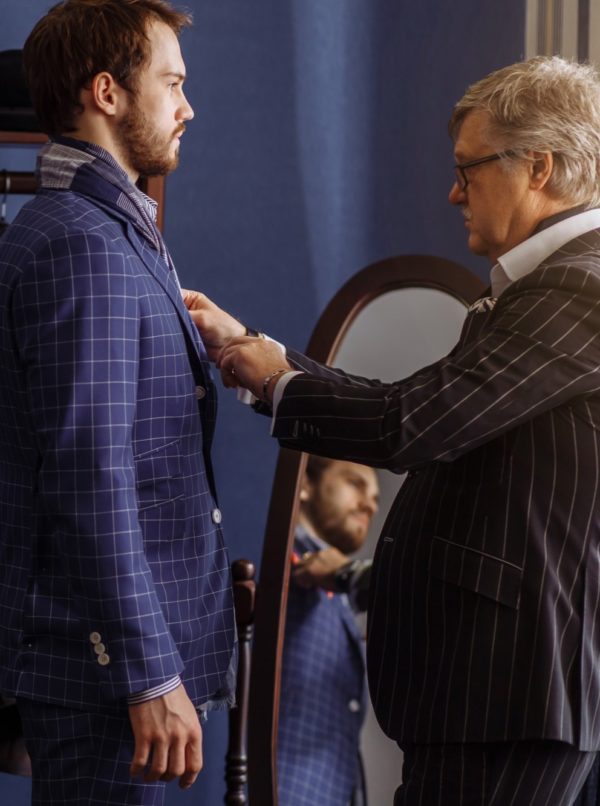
left=160, top=71, right=186, bottom=81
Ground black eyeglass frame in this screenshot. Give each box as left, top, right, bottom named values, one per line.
left=453, top=151, right=515, bottom=191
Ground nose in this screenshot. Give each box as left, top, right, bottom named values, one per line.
left=449, top=179, right=465, bottom=205
left=363, top=494, right=378, bottom=518
left=179, top=92, right=194, bottom=122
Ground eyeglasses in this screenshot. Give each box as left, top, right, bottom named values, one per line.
left=453, top=151, right=514, bottom=191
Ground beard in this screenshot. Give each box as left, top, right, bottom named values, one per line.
left=309, top=504, right=369, bottom=555
left=116, top=98, right=183, bottom=177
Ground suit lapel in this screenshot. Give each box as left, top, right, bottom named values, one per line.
left=92, top=205, right=218, bottom=451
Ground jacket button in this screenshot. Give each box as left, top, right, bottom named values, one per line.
left=97, top=653, right=110, bottom=666
left=348, top=699, right=361, bottom=713
left=93, top=643, right=106, bottom=655
left=89, top=632, right=102, bottom=645
left=212, top=508, right=222, bottom=524
left=195, top=386, right=206, bottom=400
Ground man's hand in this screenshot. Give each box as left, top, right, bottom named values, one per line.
left=217, top=337, right=291, bottom=400
left=293, top=547, right=349, bottom=590
left=128, top=684, right=203, bottom=790
left=181, top=290, right=245, bottom=361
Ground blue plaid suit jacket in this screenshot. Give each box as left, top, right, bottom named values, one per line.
left=278, top=527, right=366, bottom=806
left=275, top=229, right=600, bottom=751
left=0, top=142, right=236, bottom=711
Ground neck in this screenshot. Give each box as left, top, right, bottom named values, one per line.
left=297, top=512, right=321, bottom=542
left=69, top=120, right=139, bottom=184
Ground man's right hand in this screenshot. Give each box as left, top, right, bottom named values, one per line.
left=128, top=684, right=203, bottom=790
left=293, top=547, right=350, bottom=590
left=181, top=290, right=245, bottom=361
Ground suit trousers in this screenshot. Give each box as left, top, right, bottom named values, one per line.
left=17, top=699, right=165, bottom=806
left=394, top=740, right=598, bottom=806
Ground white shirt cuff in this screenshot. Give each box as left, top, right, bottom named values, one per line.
left=127, top=675, right=182, bottom=705
left=235, top=336, right=287, bottom=406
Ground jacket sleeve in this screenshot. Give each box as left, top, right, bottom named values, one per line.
left=274, top=267, right=600, bottom=473
left=12, top=230, right=183, bottom=699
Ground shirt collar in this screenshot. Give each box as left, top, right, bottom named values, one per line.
left=493, top=207, right=600, bottom=295
left=295, top=522, right=331, bottom=552
left=38, top=137, right=166, bottom=259
left=40, top=136, right=158, bottom=220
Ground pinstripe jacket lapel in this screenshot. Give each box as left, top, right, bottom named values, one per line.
left=274, top=229, right=600, bottom=750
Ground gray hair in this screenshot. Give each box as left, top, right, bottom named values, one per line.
left=449, top=56, right=600, bottom=207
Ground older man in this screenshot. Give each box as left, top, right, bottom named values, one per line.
left=186, top=57, right=600, bottom=805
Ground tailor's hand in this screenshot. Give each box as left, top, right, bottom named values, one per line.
left=128, top=684, right=203, bottom=790
left=181, top=289, right=245, bottom=361
left=217, top=337, right=291, bottom=401
left=293, top=547, right=349, bottom=591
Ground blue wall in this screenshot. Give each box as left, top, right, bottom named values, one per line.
left=0, top=1, right=524, bottom=802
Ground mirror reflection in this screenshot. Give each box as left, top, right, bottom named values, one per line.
left=277, top=285, right=473, bottom=805
left=278, top=457, right=379, bottom=805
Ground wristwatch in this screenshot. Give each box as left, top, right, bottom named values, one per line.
left=245, top=326, right=265, bottom=339
left=333, top=559, right=360, bottom=594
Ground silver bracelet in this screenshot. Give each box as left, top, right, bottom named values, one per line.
left=262, top=368, right=288, bottom=402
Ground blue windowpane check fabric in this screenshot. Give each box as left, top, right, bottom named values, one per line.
left=0, top=138, right=236, bottom=711
left=278, top=527, right=366, bottom=806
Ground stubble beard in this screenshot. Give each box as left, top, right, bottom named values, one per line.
left=117, top=100, right=181, bottom=178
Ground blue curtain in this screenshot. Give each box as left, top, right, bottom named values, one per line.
left=0, top=2, right=525, bottom=803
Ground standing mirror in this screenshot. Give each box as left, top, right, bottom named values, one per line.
left=247, top=254, right=485, bottom=805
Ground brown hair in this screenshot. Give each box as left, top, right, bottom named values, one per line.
left=305, top=456, right=335, bottom=484
left=23, top=0, right=192, bottom=137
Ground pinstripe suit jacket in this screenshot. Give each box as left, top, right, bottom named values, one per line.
left=278, top=527, right=366, bottom=805
left=0, top=142, right=236, bottom=711
left=274, top=230, right=600, bottom=750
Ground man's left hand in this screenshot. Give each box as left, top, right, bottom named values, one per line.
left=293, top=547, right=349, bottom=590
left=128, top=684, right=203, bottom=790
left=217, top=337, right=291, bottom=400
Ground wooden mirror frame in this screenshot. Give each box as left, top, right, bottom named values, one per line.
left=247, top=253, right=485, bottom=805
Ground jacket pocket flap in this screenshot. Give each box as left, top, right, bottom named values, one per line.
left=430, top=536, right=522, bottom=610
left=135, top=439, right=182, bottom=489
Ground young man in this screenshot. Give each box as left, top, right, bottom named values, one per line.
left=187, top=56, right=600, bottom=805
left=0, top=2, right=236, bottom=803
left=279, top=457, right=378, bottom=806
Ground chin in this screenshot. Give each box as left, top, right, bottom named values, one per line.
left=467, top=234, right=490, bottom=258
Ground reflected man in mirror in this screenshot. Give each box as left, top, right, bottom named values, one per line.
left=280, top=457, right=378, bottom=806
left=186, top=56, right=600, bottom=805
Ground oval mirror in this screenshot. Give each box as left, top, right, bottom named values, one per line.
left=247, top=253, right=485, bottom=805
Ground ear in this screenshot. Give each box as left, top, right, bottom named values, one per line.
left=528, top=151, right=554, bottom=191
left=86, top=71, right=126, bottom=118
left=299, top=478, right=312, bottom=503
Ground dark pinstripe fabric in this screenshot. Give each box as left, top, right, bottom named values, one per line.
left=274, top=230, right=600, bottom=754
left=277, top=528, right=366, bottom=806
left=394, top=740, right=596, bottom=806
left=574, top=754, right=600, bottom=806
